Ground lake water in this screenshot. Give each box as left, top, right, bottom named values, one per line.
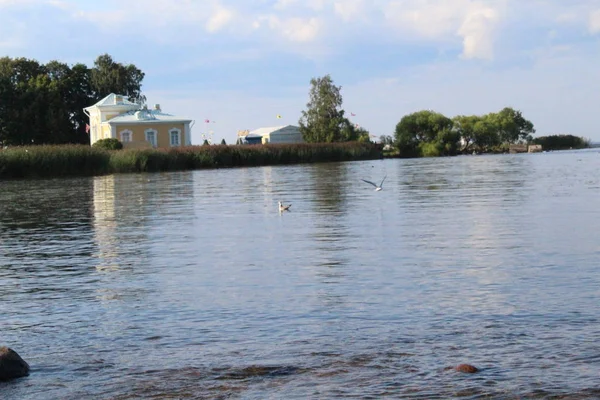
left=1, top=149, right=600, bottom=399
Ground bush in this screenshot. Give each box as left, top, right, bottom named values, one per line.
left=532, top=134, right=589, bottom=151
left=92, top=138, right=123, bottom=150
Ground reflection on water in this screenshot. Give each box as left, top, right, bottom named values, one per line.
left=2, top=149, right=600, bottom=399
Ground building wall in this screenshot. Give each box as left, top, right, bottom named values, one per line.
left=101, top=124, right=112, bottom=139
left=113, top=123, right=187, bottom=148
left=269, top=127, right=304, bottom=144
left=87, top=100, right=191, bottom=147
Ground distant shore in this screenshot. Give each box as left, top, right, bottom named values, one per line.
left=0, top=142, right=382, bottom=180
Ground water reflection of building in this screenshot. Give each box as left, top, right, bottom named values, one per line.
left=93, top=172, right=197, bottom=272
left=92, top=175, right=119, bottom=272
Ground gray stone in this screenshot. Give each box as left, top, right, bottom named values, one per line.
left=0, top=347, right=30, bottom=381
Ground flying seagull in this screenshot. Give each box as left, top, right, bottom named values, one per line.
left=361, top=175, right=387, bottom=191
left=278, top=201, right=292, bottom=212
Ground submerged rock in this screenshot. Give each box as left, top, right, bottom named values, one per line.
left=455, top=364, right=478, bottom=373
left=0, top=347, right=30, bottom=381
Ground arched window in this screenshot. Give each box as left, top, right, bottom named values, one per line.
left=120, top=129, right=133, bottom=143
left=145, top=129, right=158, bottom=147
left=169, top=128, right=181, bottom=147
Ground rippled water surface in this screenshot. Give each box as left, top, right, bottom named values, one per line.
left=2, top=150, right=600, bottom=399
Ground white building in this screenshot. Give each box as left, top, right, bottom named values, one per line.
left=83, top=93, right=192, bottom=148
left=243, top=125, right=304, bottom=144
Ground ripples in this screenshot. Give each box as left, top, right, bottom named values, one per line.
left=2, top=151, right=600, bottom=398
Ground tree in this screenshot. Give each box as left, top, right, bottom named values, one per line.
left=487, top=107, right=535, bottom=143
left=299, top=75, right=347, bottom=142
left=0, top=55, right=145, bottom=146
left=91, top=54, right=145, bottom=104
left=379, top=135, right=394, bottom=145
left=532, top=134, right=589, bottom=150
left=453, top=115, right=480, bottom=152
left=220, top=138, right=227, bottom=145
left=472, top=116, right=501, bottom=151
left=394, top=110, right=454, bottom=157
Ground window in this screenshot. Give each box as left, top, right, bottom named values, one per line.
left=145, top=129, right=157, bottom=147
left=120, top=130, right=132, bottom=143
left=169, top=128, right=181, bottom=147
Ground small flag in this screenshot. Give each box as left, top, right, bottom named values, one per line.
left=276, top=115, right=282, bottom=119
left=351, top=113, right=356, bottom=116
left=85, top=123, right=90, bottom=133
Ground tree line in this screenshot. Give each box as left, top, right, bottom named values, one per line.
left=0, top=54, right=144, bottom=146
left=392, top=107, right=536, bottom=157
left=298, top=75, right=590, bottom=156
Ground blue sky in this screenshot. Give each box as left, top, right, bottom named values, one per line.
left=1, top=0, right=600, bottom=144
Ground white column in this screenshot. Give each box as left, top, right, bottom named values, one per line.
left=185, top=122, right=192, bottom=145
left=111, top=124, right=117, bottom=139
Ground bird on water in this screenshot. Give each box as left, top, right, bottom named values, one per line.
left=278, top=201, right=292, bottom=212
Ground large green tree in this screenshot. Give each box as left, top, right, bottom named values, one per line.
left=91, top=54, right=145, bottom=104
left=487, top=107, right=535, bottom=143
left=394, top=110, right=456, bottom=157
left=299, top=75, right=364, bottom=142
left=0, top=54, right=145, bottom=146
left=453, top=114, right=501, bottom=152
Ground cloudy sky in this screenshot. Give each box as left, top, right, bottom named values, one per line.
left=1, top=0, right=599, bottom=144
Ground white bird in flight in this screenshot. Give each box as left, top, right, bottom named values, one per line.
left=361, top=175, right=387, bottom=191
left=278, top=201, right=292, bottom=212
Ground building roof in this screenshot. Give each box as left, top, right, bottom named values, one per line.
left=107, top=108, right=192, bottom=125
left=246, top=125, right=299, bottom=138
left=84, top=93, right=139, bottom=110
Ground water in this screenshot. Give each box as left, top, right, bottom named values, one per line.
left=1, top=150, right=600, bottom=399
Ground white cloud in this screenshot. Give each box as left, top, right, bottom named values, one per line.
left=206, top=6, right=235, bottom=33
left=384, top=0, right=504, bottom=60
left=255, top=15, right=321, bottom=43
left=273, top=0, right=326, bottom=11
left=590, top=9, right=600, bottom=34
left=458, top=6, right=500, bottom=60
left=333, top=0, right=365, bottom=22
left=281, top=17, right=321, bottom=42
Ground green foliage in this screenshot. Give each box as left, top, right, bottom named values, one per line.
left=486, top=107, right=535, bottom=143
left=532, top=134, right=590, bottom=151
left=91, top=54, right=145, bottom=105
left=220, top=138, right=227, bottom=145
left=419, top=142, right=440, bottom=157
left=0, top=54, right=145, bottom=147
left=202, top=139, right=209, bottom=146
left=0, top=143, right=382, bottom=179
left=0, top=145, right=110, bottom=179
left=379, top=135, right=394, bottom=145
left=92, top=138, right=123, bottom=150
left=395, top=107, right=536, bottom=158
left=299, top=75, right=366, bottom=143
left=394, top=110, right=455, bottom=157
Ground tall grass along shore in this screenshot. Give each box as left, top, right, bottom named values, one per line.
left=0, top=142, right=382, bottom=179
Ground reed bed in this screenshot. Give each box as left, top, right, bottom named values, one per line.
left=0, top=142, right=382, bottom=179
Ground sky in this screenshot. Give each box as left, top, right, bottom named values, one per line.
left=1, top=0, right=599, bottom=144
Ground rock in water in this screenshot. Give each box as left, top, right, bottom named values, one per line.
left=455, top=364, right=478, bottom=373
left=0, top=347, right=30, bottom=381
